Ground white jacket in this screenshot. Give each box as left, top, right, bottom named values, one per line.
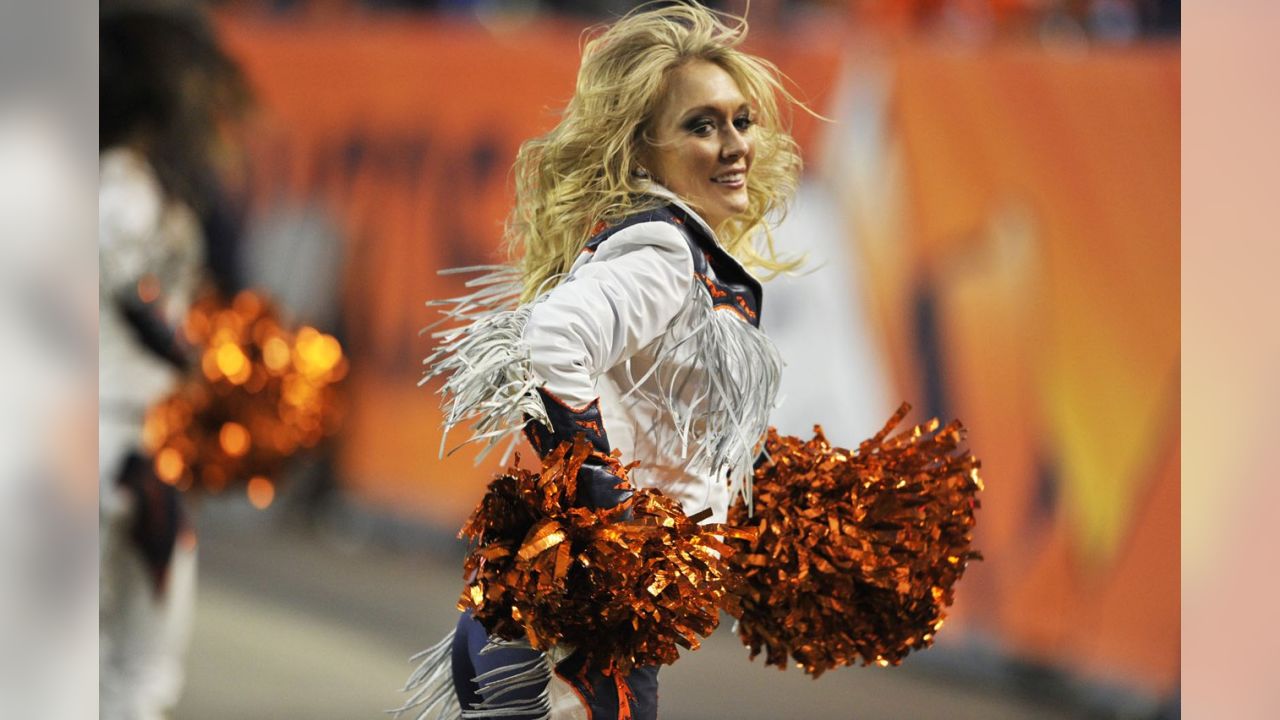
left=429, top=188, right=782, bottom=523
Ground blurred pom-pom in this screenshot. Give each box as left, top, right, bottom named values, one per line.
left=141, top=289, right=346, bottom=504
left=458, top=438, right=752, bottom=676
left=728, top=403, right=982, bottom=676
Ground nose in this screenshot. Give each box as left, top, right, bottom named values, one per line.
left=721, top=125, right=749, bottom=163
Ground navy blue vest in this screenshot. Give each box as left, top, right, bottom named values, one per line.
left=584, top=204, right=764, bottom=327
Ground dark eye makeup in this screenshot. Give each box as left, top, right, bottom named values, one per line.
left=686, top=118, right=714, bottom=135
left=683, top=112, right=753, bottom=136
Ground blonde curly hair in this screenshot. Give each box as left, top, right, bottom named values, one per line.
left=507, top=1, right=810, bottom=301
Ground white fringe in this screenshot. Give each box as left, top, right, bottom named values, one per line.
left=421, top=266, right=548, bottom=463
left=422, top=263, right=783, bottom=510
left=394, top=633, right=565, bottom=720
left=460, top=640, right=555, bottom=719
left=621, top=281, right=783, bottom=511
left=393, top=630, right=462, bottom=720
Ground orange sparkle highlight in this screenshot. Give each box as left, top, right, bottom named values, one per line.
left=215, top=343, right=248, bottom=380
left=263, top=337, right=291, bottom=373
left=232, top=289, right=262, bottom=317
left=201, top=349, right=221, bottom=381
left=146, top=289, right=345, bottom=498
left=136, top=274, right=161, bottom=303
left=281, top=375, right=315, bottom=407
left=246, top=476, right=275, bottom=509
left=155, top=448, right=185, bottom=485
left=141, top=412, right=167, bottom=452
left=294, top=328, right=343, bottom=378
left=219, top=422, right=251, bottom=458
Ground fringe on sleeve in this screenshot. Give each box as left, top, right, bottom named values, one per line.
left=421, top=266, right=550, bottom=463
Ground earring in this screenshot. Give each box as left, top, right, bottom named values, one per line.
left=633, top=166, right=650, bottom=179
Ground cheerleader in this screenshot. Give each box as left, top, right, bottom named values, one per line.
left=401, top=5, right=805, bottom=719
left=99, top=7, right=248, bottom=718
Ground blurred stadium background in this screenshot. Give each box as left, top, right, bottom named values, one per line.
left=135, top=1, right=1179, bottom=717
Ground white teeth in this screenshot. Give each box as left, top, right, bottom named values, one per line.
left=713, top=173, right=744, bottom=183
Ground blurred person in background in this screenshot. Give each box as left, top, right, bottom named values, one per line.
left=400, top=3, right=809, bottom=719
left=99, top=4, right=250, bottom=718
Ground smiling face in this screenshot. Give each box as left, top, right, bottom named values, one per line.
left=642, top=59, right=755, bottom=231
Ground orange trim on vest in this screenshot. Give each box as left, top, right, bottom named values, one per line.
left=554, top=669, right=594, bottom=720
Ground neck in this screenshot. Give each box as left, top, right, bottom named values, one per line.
left=642, top=181, right=722, bottom=240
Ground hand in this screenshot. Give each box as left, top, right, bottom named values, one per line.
left=575, top=456, right=634, bottom=519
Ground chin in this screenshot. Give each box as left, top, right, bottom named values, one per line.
left=689, top=191, right=747, bottom=229
left=725, top=198, right=749, bottom=221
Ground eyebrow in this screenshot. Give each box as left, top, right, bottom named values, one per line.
left=678, top=102, right=751, bottom=122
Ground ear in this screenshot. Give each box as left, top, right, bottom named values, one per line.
left=632, top=132, right=659, bottom=181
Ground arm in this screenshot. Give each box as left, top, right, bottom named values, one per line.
left=521, top=221, right=694, bottom=509
left=100, top=149, right=200, bottom=369
left=100, top=149, right=166, bottom=300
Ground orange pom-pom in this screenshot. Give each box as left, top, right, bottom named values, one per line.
left=142, top=289, right=345, bottom=500
left=728, top=403, right=982, bottom=677
left=458, top=437, right=752, bottom=676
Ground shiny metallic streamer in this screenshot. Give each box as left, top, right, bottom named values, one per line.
left=727, top=405, right=983, bottom=677
left=457, top=438, right=750, bottom=680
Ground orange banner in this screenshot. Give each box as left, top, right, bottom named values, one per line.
left=838, top=42, right=1179, bottom=693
